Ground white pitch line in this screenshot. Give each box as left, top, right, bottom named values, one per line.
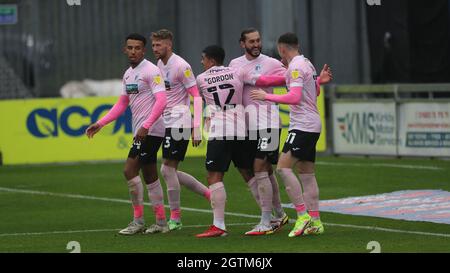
left=323, top=222, right=450, bottom=238
left=0, top=228, right=120, bottom=237
left=1, top=187, right=450, bottom=238
left=0, top=187, right=259, bottom=219
left=282, top=218, right=450, bottom=238
left=0, top=223, right=258, bottom=237
left=316, top=161, right=443, bottom=171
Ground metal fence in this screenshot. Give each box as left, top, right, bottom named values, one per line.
left=328, top=83, right=450, bottom=157
left=0, top=0, right=371, bottom=98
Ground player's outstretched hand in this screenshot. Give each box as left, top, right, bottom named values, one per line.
left=85, top=123, right=102, bottom=139
left=135, top=127, right=149, bottom=142
left=250, top=88, right=267, bottom=101
left=319, top=64, right=333, bottom=84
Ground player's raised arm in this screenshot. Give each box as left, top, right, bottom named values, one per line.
left=316, top=64, right=333, bottom=96
left=319, top=64, right=333, bottom=84
left=85, top=95, right=130, bottom=138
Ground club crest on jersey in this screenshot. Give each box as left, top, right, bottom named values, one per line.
left=291, top=69, right=301, bottom=80
left=153, top=75, right=162, bottom=85
left=255, top=64, right=262, bottom=72
left=184, top=69, right=192, bottom=78
left=126, top=84, right=139, bottom=94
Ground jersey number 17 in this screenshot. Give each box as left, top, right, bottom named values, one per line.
left=207, top=84, right=236, bottom=110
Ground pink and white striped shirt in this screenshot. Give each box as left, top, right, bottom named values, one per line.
left=122, top=59, right=166, bottom=137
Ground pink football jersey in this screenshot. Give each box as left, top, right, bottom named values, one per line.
left=157, top=53, right=197, bottom=128
left=229, top=54, right=286, bottom=130
left=121, top=59, right=166, bottom=137
left=285, top=55, right=321, bottom=133
left=196, top=66, right=248, bottom=139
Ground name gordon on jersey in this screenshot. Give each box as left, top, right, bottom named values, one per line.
left=204, top=73, right=234, bottom=85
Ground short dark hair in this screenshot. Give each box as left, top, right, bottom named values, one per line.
left=151, top=29, right=173, bottom=41
left=239, top=27, right=259, bottom=42
left=277, top=32, right=299, bottom=47
left=202, top=45, right=225, bottom=65
left=126, top=33, right=146, bottom=46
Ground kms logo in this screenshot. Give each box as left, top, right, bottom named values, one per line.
left=337, top=112, right=376, bottom=144
left=26, top=105, right=132, bottom=138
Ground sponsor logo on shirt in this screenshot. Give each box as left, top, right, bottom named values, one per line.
left=164, top=80, right=171, bottom=91
left=126, top=84, right=139, bottom=94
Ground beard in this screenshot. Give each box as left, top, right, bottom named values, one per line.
left=155, top=49, right=167, bottom=60
left=129, top=56, right=143, bottom=67
left=245, top=45, right=262, bottom=58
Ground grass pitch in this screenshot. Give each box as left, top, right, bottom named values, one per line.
left=0, top=156, right=449, bottom=253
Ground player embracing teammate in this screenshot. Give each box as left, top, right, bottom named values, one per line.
left=86, top=30, right=332, bottom=239
left=151, top=29, right=211, bottom=232
left=229, top=28, right=289, bottom=236
left=86, top=32, right=210, bottom=235
left=251, top=32, right=332, bottom=237
left=197, top=31, right=332, bottom=238
left=86, top=33, right=170, bottom=235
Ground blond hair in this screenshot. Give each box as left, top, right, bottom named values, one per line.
left=151, top=29, right=173, bottom=41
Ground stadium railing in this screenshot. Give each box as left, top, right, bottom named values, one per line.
left=328, top=83, right=450, bottom=158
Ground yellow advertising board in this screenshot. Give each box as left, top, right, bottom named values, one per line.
left=0, top=97, right=135, bottom=164
left=275, top=87, right=327, bottom=152
left=0, top=89, right=326, bottom=165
